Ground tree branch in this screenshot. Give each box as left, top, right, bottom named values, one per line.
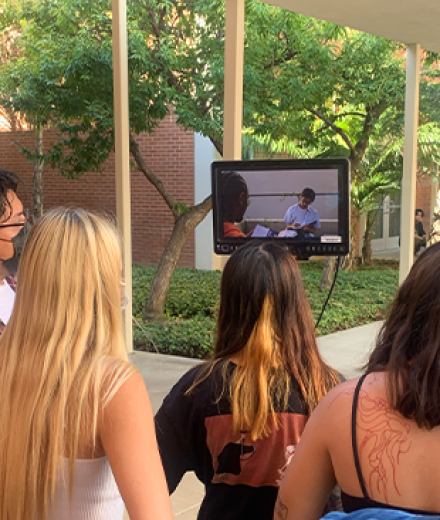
left=334, top=111, right=367, bottom=119
left=194, top=193, right=212, bottom=216
left=210, top=137, right=223, bottom=156
left=351, top=103, right=387, bottom=171
left=306, top=107, right=356, bottom=154
left=264, top=49, right=298, bottom=70
left=129, top=134, right=179, bottom=218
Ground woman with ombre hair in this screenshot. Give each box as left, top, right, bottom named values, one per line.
left=0, top=208, right=173, bottom=520
left=155, top=241, right=339, bottom=520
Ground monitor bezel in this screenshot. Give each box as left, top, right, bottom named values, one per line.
left=212, top=158, right=351, bottom=258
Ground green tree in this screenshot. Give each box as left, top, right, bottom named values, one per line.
left=242, top=15, right=440, bottom=268
left=2, top=0, right=440, bottom=315
left=0, top=0, right=216, bottom=319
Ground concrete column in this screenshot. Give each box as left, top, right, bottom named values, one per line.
left=399, top=43, right=420, bottom=285
left=223, top=0, right=245, bottom=161
left=112, top=0, right=133, bottom=351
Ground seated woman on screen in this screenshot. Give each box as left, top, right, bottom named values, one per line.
left=222, top=171, right=250, bottom=237
left=276, top=242, right=440, bottom=519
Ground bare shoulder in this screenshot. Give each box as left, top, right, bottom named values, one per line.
left=312, top=373, right=386, bottom=423
left=318, top=378, right=359, bottom=411
left=100, top=358, right=138, bottom=400
left=104, top=371, right=147, bottom=411
left=99, top=370, right=149, bottom=436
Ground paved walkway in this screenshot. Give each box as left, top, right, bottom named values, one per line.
left=130, top=320, right=383, bottom=519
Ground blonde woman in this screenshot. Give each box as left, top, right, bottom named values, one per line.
left=155, top=241, right=340, bottom=520
left=0, top=208, right=173, bottom=520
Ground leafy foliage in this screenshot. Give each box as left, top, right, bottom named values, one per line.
left=132, top=265, right=221, bottom=319
left=132, top=262, right=398, bottom=358
left=133, top=317, right=215, bottom=358
left=0, top=0, right=169, bottom=175
left=2, top=0, right=440, bottom=316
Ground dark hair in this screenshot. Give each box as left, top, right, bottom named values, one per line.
left=222, top=171, right=248, bottom=221
left=367, top=241, right=440, bottom=429
left=215, top=242, right=339, bottom=408
left=415, top=208, right=424, bottom=218
left=0, top=168, right=20, bottom=220
left=301, top=187, right=315, bottom=202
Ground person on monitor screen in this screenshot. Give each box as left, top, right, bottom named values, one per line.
left=222, top=171, right=249, bottom=238
left=283, top=187, right=321, bottom=238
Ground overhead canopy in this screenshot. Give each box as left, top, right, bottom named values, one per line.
left=260, top=0, right=440, bottom=54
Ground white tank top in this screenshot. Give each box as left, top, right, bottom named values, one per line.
left=47, top=456, right=124, bottom=520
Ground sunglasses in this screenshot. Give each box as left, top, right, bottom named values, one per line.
left=0, top=209, right=29, bottom=228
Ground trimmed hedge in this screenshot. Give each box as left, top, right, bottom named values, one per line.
left=132, top=265, right=221, bottom=320
left=133, top=317, right=215, bottom=359
left=132, top=261, right=399, bottom=359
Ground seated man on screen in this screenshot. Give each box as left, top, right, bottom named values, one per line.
left=283, top=187, right=321, bottom=238
left=222, top=171, right=250, bottom=237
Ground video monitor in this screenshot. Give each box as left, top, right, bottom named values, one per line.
left=212, top=158, right=350, bottom=257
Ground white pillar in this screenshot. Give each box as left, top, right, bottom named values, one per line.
left=223, top=0, right=245, bottom=160
left=216, top=0, right=245, bottom=271
left=112, top=0, right=133, bottom=351
left=399, top=43, right=420, bottom=285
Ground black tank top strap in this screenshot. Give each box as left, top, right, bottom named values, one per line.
left=351, top=373, right=370, bottom=499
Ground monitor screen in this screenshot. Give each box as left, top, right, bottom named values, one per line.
left=212, top=158, right=350, bottom=257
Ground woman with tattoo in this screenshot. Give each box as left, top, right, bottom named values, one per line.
left=155, top=241, right=339, bottom=520
left=277, top=242, right=440, bottom=519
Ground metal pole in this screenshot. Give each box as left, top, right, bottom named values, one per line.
left=112, top=0, right=133, bottom=351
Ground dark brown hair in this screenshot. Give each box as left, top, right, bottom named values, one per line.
left=367, top=242, right=440, bottom=429
left=222, top=171, right=248, bottom=222
left=0, top=168, right=19, bottom=220
left=193, top=241, right=339, bottom=439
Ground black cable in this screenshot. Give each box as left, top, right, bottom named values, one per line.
left=315, top=256, right=342, bottom=329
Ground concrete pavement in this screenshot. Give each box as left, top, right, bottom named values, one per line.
left=130, top=320, right=383, bottom=519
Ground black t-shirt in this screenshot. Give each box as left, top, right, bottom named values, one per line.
left=155, top=362, right=308, bottom=520
left=415, top=220, right=426, bottom=238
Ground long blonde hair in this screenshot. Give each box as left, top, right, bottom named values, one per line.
left=0, top=208, right=135, bottom=520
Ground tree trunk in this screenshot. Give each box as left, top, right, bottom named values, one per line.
left=143, top=198, right=212, bottom=320
left=32, top=127, right=44, bottom=220
left=319, top=256, right=337, bottom=290
left=361, top=226, right=373, bottom=265
left=129, top=134, right=213, bottom=320
left=341, top=206, right=359, bottom=271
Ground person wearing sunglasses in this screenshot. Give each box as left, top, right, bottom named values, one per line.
left=0, top=168, right=27, bottom=334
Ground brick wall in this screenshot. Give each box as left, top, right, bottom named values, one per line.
left=0, top=113, right=195, bottom=267
left=415, top=172, right=433, bottom=231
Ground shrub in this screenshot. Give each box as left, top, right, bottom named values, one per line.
left=133, top=317, right=215, bottom=359
left=132, top=261, right=399, bottom=358
left=132, top=266, right=221, bottom=319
